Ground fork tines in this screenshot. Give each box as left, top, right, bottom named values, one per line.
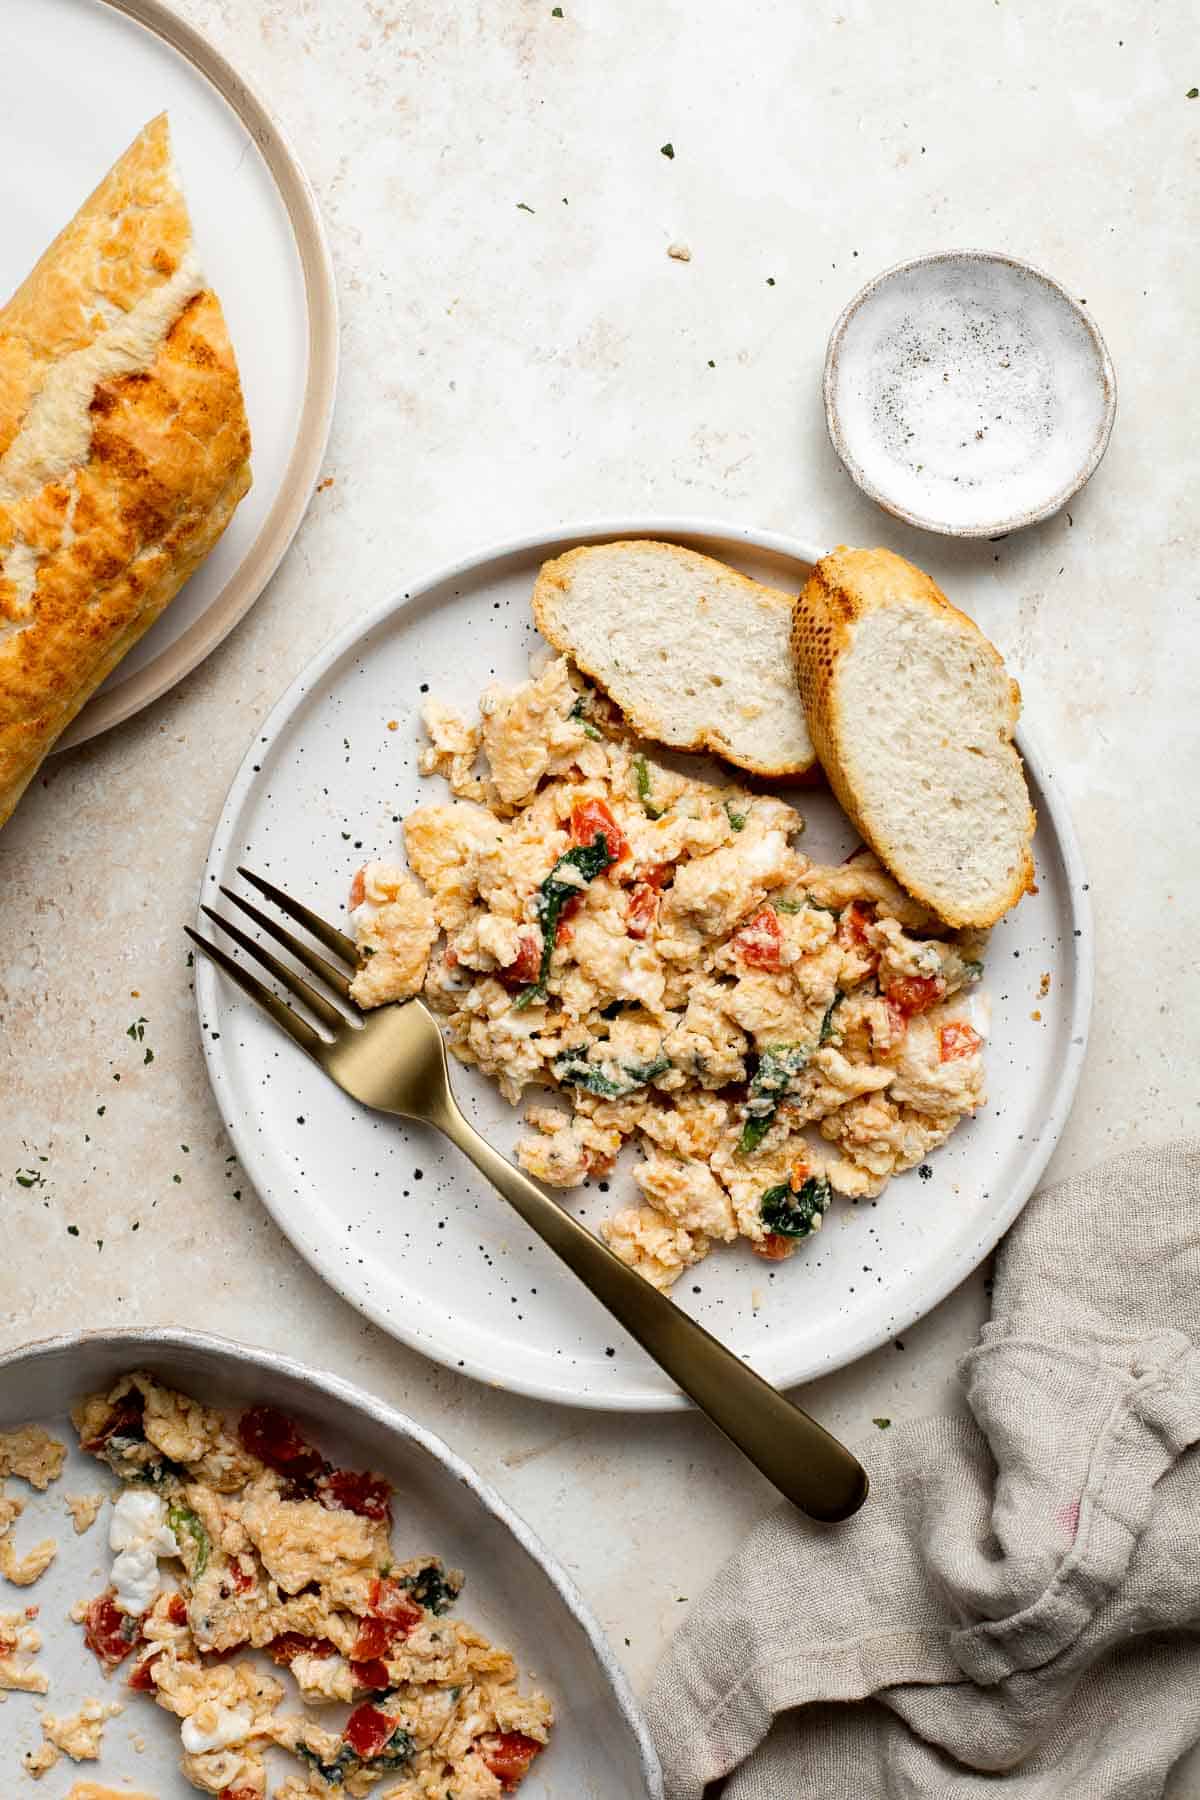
left=186, top=868, right=361, bottom=1056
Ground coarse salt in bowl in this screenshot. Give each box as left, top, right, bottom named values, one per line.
left=823, top=251, right=1116, bottom=537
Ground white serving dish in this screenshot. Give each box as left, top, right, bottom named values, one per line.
left=0, top=1328, right=662, bottom=1797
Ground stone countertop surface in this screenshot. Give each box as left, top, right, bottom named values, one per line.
left=2, top=0, right=1198, bottom=1784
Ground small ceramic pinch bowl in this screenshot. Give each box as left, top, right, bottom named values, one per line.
left=823, top=250, right=1116, bottom=537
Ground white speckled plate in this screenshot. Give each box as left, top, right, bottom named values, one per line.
left=3, top=0, right=339, bottom=748
left=196, top=520, right=1093, bottom=1411
left=0, top=1328, right=662, bottom=1797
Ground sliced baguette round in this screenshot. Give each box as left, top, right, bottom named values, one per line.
left=531, top=539, right=814, bottom=777
left=791, top=546, right=1035, bottom=928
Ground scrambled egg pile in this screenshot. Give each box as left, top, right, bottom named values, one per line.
left=350, top=658, right=990, bottom=1291
left=70, top=1372, right=552, bottom=1798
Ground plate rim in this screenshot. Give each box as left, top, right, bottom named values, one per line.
left=823, top=248, right=1117, bottom=538
left=195, top=514, right=1094, bottom=1412
left=0, top=1323, right=664, bottom=1800
left=53, top=0, right=340, bottom=750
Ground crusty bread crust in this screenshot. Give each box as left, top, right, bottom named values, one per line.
left=532, top=539, right=815, bottom=777
left=0, top=114, right=251, bottom=827
left=791, top=546, right=1035, bottom=928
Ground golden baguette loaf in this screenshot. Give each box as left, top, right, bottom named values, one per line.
left=791, top=546, right=1035, bottom=928
left=0, top=114, right=251, bottom=828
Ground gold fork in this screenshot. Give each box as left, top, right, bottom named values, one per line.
left=186, top=868, right=869, bottom=1522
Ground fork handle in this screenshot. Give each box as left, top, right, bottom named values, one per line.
left=431, top=1096, right=868, bottom=1521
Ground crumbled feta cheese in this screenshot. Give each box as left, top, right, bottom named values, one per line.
left=109, top=1491, right=177, bottom=1616
left=180, top=1701, right=253, bottom=1754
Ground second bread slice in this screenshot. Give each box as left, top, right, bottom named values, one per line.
left=531, top=540, right=815, bottom=777
left=791, top=546, right=1035, bottom=928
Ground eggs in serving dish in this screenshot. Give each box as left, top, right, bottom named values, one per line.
left=349, top=657, right=989, bottom=1292
left=69, top=1372, right=551, bottom=1798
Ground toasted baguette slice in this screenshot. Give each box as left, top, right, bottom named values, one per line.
left=531, top=540, right=814, bottom=777
left=791, top=546, right=1035, bottom=928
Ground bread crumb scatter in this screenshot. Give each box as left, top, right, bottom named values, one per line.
left=667, top=243, right=692, bottom=261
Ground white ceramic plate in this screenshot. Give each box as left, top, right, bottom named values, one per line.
left=0, top=1328, right=662, bottom=1798
left=2, top=0, right=338, bottom=748
left=196, top=519, right=1093, bottom=1411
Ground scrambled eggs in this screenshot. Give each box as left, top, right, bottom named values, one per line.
left=352, top=658, right=989, bottom=1289
left=71, top=1372, right=552, bottom=1798
left=25, top=1698, right=124, bottom=1778
left=0, top=1608, right=49, bottom=1695
left=0, top=1423, right=64, bottom=1587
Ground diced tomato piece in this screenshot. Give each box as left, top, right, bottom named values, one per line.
left=939, top=1020, right=983, bottom=1062
left=788, top=1161, right=809, bottom=1191
left=626, top=883, right=659, bottom=939
left=479, top=1730, right=544, bottom=1790
left=836, top=900, right=874, bottom=950
left=127, top=1652, right=162, bottom=1692
left=343, top=1702, right=399, bottom=1760
left=754, top=1233, right=794, bottom=1262
left=266, top=1632, right=338, bottom=1666
left=220, top=1788, right=261, bottom=1800
left=368, top=1576, right=424, bottom=1631
left=351, top=1593, right=419, bottom=1663
left=350, top=1657, right=392, bottom=1691
left=237, top=1406, right=326, bottom=1484
left=166, top=1593, right=189, bottom=1625
left=734, top=906, right=783, bottom=971
left=316, top=1467, right=392, bottom=1522
left=569, top=799, right=627, bottom=864
left=351, top=1615, right=393, bottom=1660
left=228, top=1561, right=255, bottom=1594
left=83, top=1592, right=141, bottom=1667
left=80, top=1391, right=144, bottom=1454
left=349, top=866, right=367, bottom=910
left=640, top=861, right=671, bottom=890
left=885, top=974, right=947, bottom=1017
left=555, top=891, right=584, bottom=943
left=497, top=929, right=542, bottom=990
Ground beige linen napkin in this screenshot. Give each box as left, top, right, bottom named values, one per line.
left=647, top=1142, right=1200, bottom=1799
